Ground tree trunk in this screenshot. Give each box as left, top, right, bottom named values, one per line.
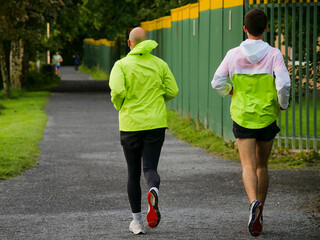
left=0, top=41, right=11, bottom=98
left=22, top=42, right=30, bottom=87
left=10, top=38, right=24, bottom=89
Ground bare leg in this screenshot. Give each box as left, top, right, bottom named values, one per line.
left=256, top=139, right=274, bottom=205
left=237, top=138, right=258, bottom=203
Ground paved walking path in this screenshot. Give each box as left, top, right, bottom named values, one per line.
left=0, top=66, right=319, bottom=239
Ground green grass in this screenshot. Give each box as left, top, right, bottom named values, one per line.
left=0, top=89, right=50, bottom=180
left=167, top=109, right=320, bottom=169
left=78, top=65, right=109, bottom=81
left=269, top=148, right=320, bottom=169
left=167, top=110, right=240, bottom=161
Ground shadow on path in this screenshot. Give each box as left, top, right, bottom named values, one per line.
left=51, top=66, right=110, bottom=93
left=51, top=80, right=110, bottom=93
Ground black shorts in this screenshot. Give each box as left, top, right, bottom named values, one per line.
left=232, top=121, right=280, bottom=141
left=120, top=128, right=166, bottom=150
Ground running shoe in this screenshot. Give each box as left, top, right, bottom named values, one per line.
left=147, top=189, right=161, bottom=228
left=248, top=200, right=263, bottom=237
left=129, top=220, right=145, bottom=235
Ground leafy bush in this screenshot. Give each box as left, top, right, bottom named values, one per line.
left=26, top=68, right=60, bottom=91
left=40, top=64, right=55, bottom=76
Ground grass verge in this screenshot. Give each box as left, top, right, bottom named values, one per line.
left=0, top=89, right=50, bottom=180
left=167, top=109, right=320, bottom=169
left=167, top=110, right=239, bottom=161
left=78, top=65, right=109, bottom=80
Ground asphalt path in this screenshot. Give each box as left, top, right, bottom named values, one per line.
left=0, top=66, right=319, bottom=239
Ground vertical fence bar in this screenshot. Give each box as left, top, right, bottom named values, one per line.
left=284, top=3, right=289, bottom=148
left=298, top=5, right=303, bottom=150
left=270, top=3, right=275, bottom=47
left=245, top=0, right=250, bottom=15
left=313, top=4, right=318, bottom=149
left=263, top=2, right=268, bottom=42
left=277, top=3, right=282, bottom=148
left=291, top=3, right=296, bottom=149
left=305, top=4, right=311, bottom=149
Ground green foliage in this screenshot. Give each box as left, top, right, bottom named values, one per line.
left=138, top=0, right=198, bottom=21
left=48, top=0, right=87, bottom=53
left=78, top=65, right=109, bottom=80
left=0, top=0, right=63, bottom=56
left=0, top=90, right=49, bottom=180
left=40, top=64, right=55, bottom=76
left=53, top=0, right=199, bottom=60
left=26, top=67, right=61, bottom=91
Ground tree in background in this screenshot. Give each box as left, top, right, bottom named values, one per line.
left=0, top=0, right=63, bottom=97
left=52, top=0, right=198, bottom=64
left=0, top=0, right=198, bottom=95
left=138, top=0, right=198, bottom=22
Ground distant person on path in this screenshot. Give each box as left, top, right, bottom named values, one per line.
left=52, top=51, right=63, bottom=75
left=109, top=27, right=178, bottom=235
left=211, top=8, right=290, bottom=237
left=73, top=52, right=81, bottom=71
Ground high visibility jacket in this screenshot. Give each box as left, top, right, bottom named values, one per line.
left=109, top=40, right=178, bottom=131
left=212, top=39, right=291, bottom=129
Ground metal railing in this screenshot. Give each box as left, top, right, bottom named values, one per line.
left=246, top=0, right=319, bottom=150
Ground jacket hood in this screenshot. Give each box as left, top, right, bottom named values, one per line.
left=240, top=39, right=272, bottom=64
left=129, top=40, right=158, bottom=55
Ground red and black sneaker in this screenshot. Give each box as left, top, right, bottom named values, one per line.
left=147, top=189, right=161, bottom=228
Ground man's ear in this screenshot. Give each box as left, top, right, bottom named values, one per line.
left=243, top=25, right=248, bottom=33
left=128, top=39, right=131, bottom=48
left=264, top=26, right=268, bottom=32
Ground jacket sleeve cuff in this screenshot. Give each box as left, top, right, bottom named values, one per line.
left=211, top=73, right=232, bottom=97
left=275, top=70, right=291, bottom=109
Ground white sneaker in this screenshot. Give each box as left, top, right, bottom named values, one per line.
left=129, top=220, right=145, bottom=235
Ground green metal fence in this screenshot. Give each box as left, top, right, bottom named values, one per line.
left=139, top=0, right=319, bottom=150
left=83, top=0, right=319, bottom=151
left=141, top=0, right=245, bottom=142
left=246, top=0, right=319, bottom=150
left=83, top=38, right=118, bottom=76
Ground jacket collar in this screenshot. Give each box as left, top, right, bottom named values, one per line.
left=129, top=40, right=158, bottom=55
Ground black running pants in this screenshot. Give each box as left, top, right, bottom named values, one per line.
left=120, top=128, right=166, bottom=213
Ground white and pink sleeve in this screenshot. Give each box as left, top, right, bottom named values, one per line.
left=211, top=51, right=232, bottom=97
left=273, top=50, right=291, bottom=109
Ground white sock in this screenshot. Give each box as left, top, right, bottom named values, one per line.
left=149, top=187, right=159, bottom=197
left=132, top=212, right=142, bottom=222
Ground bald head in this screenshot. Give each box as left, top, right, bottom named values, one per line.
left=128, top=27, right=148, bottom=50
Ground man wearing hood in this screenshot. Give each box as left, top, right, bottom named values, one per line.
left=109, top=27, right=178, bottom=235
left=211, top=9, right=290, bottom=237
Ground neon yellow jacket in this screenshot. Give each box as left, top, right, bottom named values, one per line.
left=109, top=40, right=178, bottom=131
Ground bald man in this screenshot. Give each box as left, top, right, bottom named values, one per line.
left=128, top=27, right=147, bottom=49
left=109, top=27, right=178, bottom=235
